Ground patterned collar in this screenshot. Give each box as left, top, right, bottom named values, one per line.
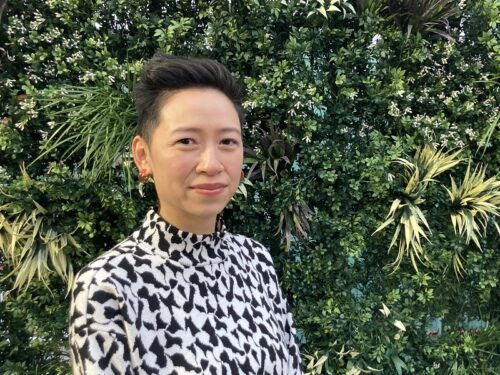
left=132, top=208, right=228, bottom=267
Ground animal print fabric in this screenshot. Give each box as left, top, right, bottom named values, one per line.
left=69, top=209, right=303, bottom=374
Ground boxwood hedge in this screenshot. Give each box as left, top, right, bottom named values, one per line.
left=0, top=0, right=498, bottom=373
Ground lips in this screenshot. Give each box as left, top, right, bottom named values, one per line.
left=191, top=183, right=227, bottom=196
left=192, top=183, right=227, bottom=190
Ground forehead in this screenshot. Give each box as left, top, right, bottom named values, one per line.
left=157, top=88, right=240, bottom=133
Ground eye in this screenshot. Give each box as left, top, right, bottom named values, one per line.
left=177, top=138, right=194, bottom=145
left=221, top=138, right=239, bottom=146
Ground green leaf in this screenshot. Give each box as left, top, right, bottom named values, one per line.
left=391, top=355, right=407, bottom=375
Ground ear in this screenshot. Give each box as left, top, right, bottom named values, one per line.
left=131, top=135, right=152, bottom=175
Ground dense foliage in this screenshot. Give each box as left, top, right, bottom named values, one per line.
left=1, top=0, right=498, bottom=373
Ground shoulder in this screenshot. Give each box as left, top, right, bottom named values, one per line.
left=225, top=232, right=284, bottom=301
left=225, top=232, right=275, bottom=268
left=71, top=235, right=140, bottom=297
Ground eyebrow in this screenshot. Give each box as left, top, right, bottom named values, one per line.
left=171, top=127, right=241, bottom=135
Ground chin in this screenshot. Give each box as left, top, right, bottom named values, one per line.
left=190, top=203, right=227, bottom=218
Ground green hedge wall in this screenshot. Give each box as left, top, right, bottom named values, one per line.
left=0, top=0, right=499, bottom=374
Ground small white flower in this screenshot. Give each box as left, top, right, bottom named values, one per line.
left=14, top=121, right=27, bottom=131
left=293, top=101, right=303, bottom=109
left=28, top=73, right=41, bottom=83
left=243, top=100, right=257, bottom=109
left=388, top=102, right=400, bottom=117
left=19, top=99, right=35, bottom=111
left=465, top=102, right=474, bottom=111
left=368, top=34, right=382, bottom=49
left=465, top=128, right=476, bottom=137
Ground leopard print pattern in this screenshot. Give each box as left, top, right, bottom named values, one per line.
left=69, top=209, right=302, bottom=374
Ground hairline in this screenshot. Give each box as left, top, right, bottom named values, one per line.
left=139, top=86, right=243, bottom=144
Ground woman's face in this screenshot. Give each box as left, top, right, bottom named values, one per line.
left=132, top=88, right=243, bottom=234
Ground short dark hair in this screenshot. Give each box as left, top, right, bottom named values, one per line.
left=133, top=54, right=244, bottom=142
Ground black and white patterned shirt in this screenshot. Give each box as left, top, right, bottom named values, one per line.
left=69, top=209, right=302, bottom=374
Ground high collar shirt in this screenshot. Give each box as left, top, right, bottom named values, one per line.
left=69, top=209, right=303, bottom=374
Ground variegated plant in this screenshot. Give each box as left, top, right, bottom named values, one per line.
left=373, top=145, right=462, bottom=272
left=0, top=170, right=81, bottom=293
left=444, top=162, right=499, bottom=277
left=375, top=145, right=499, bottom=276
left=307, top=0, right=357, bottom=19
left=445, top=163, right=500, bottom=249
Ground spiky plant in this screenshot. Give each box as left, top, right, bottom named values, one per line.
left=375, top=144, right=500, bottom=276
left=33, top=84, right=136, bottom=183
left=0, top=169, right=79, bottom=293
left=445, top=163, right=500, bottom=249
left=373, top=195, right=431, bottom=271
left=384, top=0, right=460, bottom=41
left=244, top=122, right=312, bottom=250
left=0, top=202, right=79, bottom=293
left=245, top=122, right=297, bottom=183
left=374, top=145, right=462, bottom=271
left=276, top=202, right=313, bottom=251
left=405, top=145, right=462, bottom=186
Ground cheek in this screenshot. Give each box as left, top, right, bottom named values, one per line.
left=227, top=153, right=244, bottom=180
left=154, top=153, right=193, bottom=185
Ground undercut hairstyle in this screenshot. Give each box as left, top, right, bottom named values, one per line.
left=133, top=53, right=245, bottom=143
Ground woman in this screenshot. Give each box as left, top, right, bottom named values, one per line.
left=69, top=54, right=302, bottom=374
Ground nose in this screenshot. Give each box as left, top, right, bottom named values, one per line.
left=196, top=146, right=224, bottom=175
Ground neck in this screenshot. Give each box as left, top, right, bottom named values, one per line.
left=158, top=207, right=217, bottom=235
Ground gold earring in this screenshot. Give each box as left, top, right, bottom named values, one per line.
left=138, top=171, right=151, bottom=184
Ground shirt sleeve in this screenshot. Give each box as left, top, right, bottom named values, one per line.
left=253, top=239, right=303, bottom=374
left=282, top=292, right=303, bottom=374
left=273, top=271, right=303, bottom=374
left=69, top=266, right=132, bottom=375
